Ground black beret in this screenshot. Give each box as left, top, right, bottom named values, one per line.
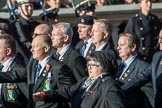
left=77, top=15, right=94, bottom=25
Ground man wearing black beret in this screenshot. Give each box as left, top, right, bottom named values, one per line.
left=75, top=15, right=95, bottom=58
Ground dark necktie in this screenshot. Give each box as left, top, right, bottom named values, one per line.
left=35, top=64, right=42, bottom=83
left=81, top=41, right=88, bottom=56
left=56, top=52, right=60, bottom=60
left=116, top=63, right=125, bottom=79
left=0, top=64, right=4, bottom=71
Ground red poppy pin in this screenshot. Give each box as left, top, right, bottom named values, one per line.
left=43, top=64, right=51, bottom=76
left=46, top=64, right=51, bottom=72
left=88, top=90, right=94, bottom=94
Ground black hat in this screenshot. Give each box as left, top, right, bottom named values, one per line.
left=77, top=15, right=94, bottom=25
left=136, top=0, right=151, bottom=3
left=87, top=51, right=117, bottom=75
left=39, top=8, right=59, bottom=21
left=74, top=0, right=96, bottom=11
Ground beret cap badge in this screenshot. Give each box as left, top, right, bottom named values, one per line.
left=81, top=19, right=85, bottom=23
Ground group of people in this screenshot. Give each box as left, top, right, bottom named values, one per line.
left=0, top=0, right=161, bottom=108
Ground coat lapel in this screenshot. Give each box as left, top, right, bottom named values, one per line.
left=120, top=58, right=138, bottom=81
left=60, top=47, right=73, bottom=62
left=33, top=58, right=55, bottom=92
left=85, top=44, right=95, bottom=57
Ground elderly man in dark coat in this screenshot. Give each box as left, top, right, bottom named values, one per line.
left=33, top=51, right=124, bottom=108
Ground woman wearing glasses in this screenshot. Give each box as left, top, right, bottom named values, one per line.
left=33, top=51, right=124, bottom=108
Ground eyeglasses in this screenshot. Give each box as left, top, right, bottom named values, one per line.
left=32, top=33, right=48, bottom=37
left=87, top=63, right=100, bottom=68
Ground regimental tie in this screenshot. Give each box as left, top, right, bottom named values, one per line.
left=116, top=62, right=125, bottom=80
left=35, top=64, right=42, bottom=83
left=81, top=41, right=88, bottom=57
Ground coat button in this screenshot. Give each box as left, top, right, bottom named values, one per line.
left=140, top=27, right=143, bottom=31
left=142, top=47, right=146, bottom=50
left=141, top=37, right=144, bottom=40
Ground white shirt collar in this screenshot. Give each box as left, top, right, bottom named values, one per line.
left=38, top=54, right=52, bottom=75
left=57, top=43, right=70, bottom=60
left=95, top=42, right=107, bottom=51
left=2, top=56, right=15, bottom=72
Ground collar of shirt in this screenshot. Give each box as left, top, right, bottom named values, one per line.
left=119, top=54, right=137, bottom=79
left=2, top=56, right=15, bottom=72
left=95, top=42, right=107, bottom=51
left=83, top=38, right=92, bottom=57
left=38, top=54, right=52, bottom=75
left=57, top=43, right=71, bottom=60
left=85, top=72, right=108, bottom=92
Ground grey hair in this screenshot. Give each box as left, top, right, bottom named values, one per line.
left=53, top=22, right=73, bottom=42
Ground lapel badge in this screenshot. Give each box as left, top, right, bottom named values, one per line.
left=102, top=78, right=105, bottom=82
left=59, top=57, right=64, bottom=62
left=160, top=60, right=162, bottom=65
left=121, top=77, right=125, bottom=81
left=124, top=73, right=128, bottom=78
left=88, top=90, right=94, bottom=95
left=43, top=64, right=51, bottom=76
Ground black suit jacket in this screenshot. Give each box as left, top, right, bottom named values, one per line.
left=45, top=74, right=125, bottom=108
left=27, top=56, right=75, bottom=108
left=53, top=47, right=87, bottom=82
left=0, top=55, right=75, bottom=108
left=121, top=51, right=162, bottom=108
left=117, top=58, right=153, bottom=108
left=1, top=58, right=28, bottom=108
left=75, top=40, right=95, bottom=58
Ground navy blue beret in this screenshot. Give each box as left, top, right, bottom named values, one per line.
left=77, top=15, right=94, bottom=25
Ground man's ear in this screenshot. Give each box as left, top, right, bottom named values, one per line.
left=64, top=35, right=69, bottom=42
left=131, top=44, right=137, bottom=52
left=103, top=32, right=108, bottom=39
left=6, top=48, right=12, bottom=56
left=44, top=45, right=51, bottom=52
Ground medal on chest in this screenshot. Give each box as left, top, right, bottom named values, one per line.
left=42, top=64, right=53, bottom=91
left=6, top=83, right=17, bottom=101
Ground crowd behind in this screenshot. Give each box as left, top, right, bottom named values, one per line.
left=0, top=0, right=161, bottom=108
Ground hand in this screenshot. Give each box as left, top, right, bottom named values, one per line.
left=33, top=91, right=46, bottom=102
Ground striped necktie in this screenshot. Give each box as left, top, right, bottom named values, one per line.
left=35, top=64, right=42, bottom=83
left=81, top=41, right=88, bottom=56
